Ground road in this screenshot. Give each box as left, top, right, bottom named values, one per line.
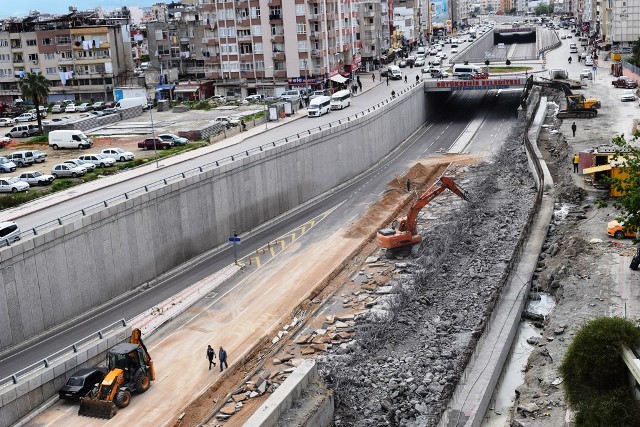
left=27, top=87, right=523, bottom=427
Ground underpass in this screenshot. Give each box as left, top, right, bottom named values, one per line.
left=26, top=89, right=524, bottom=427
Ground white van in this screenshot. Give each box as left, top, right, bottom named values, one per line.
left=569, top=43, right=578, bottom=53
left=0, top=221, right=20, bottom=245
left=417, top=46, right=426, bottom=55
left=48, top=130, right=93, bottom=150
left=307, top=96, right=331, bottom=117
left=388, top=65, right=402, bottom=80
left=115, top=97, right=149, bottom=110
left=452, top=64, right=482, bottom=77
left=330, top=90, right=351, bottom=110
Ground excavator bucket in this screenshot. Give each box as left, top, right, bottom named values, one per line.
left=78, top=397, right=118, bottom=419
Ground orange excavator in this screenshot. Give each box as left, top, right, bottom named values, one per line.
left=377, top=176, right=469, bottom=251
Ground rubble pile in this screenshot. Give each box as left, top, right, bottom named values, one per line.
left=320, top=118, right=539, bottom=426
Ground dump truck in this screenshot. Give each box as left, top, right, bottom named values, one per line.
left=78, top=328, right=155, bottom=419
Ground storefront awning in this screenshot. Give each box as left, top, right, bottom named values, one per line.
left=583, top=164, right=612, bottom=174
left=155, top=84, right=175, bottom=91
left=329, top=74, right=347, bottom=84
left=173, top=87, right=199, bottom=93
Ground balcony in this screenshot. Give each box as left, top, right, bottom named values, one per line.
left=240, top=52, right=254, bottom=60
left=274, top=70, right=286, bottom=78
left=270, top=34, right=285, bottom=43
left=308, top=14, right=319, bottom=21
left=269, top=14, right=282, bottom=21
left=180, top=37, right=191, bottom=44
left=238, top=34, right=252, bottom=42
left=364, top=10, right=375, bottom=17
left=236, top=16, right=249, bottom=24
left=310, top=31, right=320, bottom=40
left=311, top=49, right=322, bottom=57
left=272, top=51, right=285, bottom=60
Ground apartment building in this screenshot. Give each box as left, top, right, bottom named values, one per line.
left=0, top=10, right=133, bottom=104
left=608, top=0, right=640, bottom=44
left=359, top=1, right=391, bottom=70
left=201, top=0, right=361, bottom=99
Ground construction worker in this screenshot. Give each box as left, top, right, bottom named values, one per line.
left=573, top=153, right=580, bottom=173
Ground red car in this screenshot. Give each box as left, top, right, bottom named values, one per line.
left=472, top=72, right=489, bottom=80
left=612, top=77, right=638, bottom=89
left=137, top=137, right=173, bottom=150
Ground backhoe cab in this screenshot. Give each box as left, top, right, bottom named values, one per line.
left=377, top=176, right=469, bottom=252
left=78, top=328, right=155, bottom=419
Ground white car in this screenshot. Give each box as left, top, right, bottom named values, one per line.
left=15, top=113, right=34, bottom=122
left=78, top=154, right=116, bottom=168
left=0, top=176, right=28, bottom=193
left=579, top=68, right=593, bottom=80
left=51, top=163, right=86, bottom=178
left=64, top=104, right=77, bottom=113
left=101, top=148, right=134, bottom=162
left=584, top=57, right=594, bottom=66
left=77, top=103, right=91, bottom=112
left=17, top=171, right=55, bottom=186
left=211, top=95, right=227, bottom=103
left=64, top=158, right=96, bottom=172
left=436, top=52, right=448, bottom=59
left=415, top=58, right=425, bottom=66
left=51, top=104, right=63, bottom=113
left=430, top=57, right=442, bottom=66
left=621, top=89, right=636, bottom=102
left=451, top=46, right=459, bottom=54
left=0, top=118, right=15, bottom=127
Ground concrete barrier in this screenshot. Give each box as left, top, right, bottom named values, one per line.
left=0, top=325, right=131, bottom=427
left=244, top=359, right=328, bottom=427
left=0, top=84, right=429, bottom=352
left=43, top=106, right=143, bottom=133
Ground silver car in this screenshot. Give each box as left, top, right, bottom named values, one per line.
left=0, top=176, right=29, bottom=193
left=0, top=221, right=21, bottom=244
left=51, top=163, right=86, bottom=178
left=0, top=157, right=17, bottom=173
left=64, top=158, right=96, bottom=172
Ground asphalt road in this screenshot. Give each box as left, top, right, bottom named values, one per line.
left=0, top=87, right=522, bottom=379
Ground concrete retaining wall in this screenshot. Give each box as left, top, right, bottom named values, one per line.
left=451, top=30, right=495, bottom=64
left=43, top=106, right=143, bottom=133
left=245, top=359, right=324, bottom=427
left=0, top=84, right=428, bottom=351
left=0, top=325, right=130, bottom=427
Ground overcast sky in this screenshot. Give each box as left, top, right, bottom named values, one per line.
left=1, top=1, right=157, bottom=19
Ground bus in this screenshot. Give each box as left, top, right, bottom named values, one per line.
left=330, top=90, right=351, bottom=110
left=307, top=95, right=331, bottom=117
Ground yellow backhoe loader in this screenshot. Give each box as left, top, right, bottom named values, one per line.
left=78, top=328, right=155, bottom=419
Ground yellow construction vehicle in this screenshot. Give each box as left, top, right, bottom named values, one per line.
left=78, top=328, right=155, bottom=419
left=521, top=76, right=601, bottom=118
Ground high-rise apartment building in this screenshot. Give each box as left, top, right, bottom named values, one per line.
left=200, top=0, right=362, bottom=98
left=0, top=10, right=134, bottom=104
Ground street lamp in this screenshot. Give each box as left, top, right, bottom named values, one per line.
left=265, top=65, right=274, bottom=130
left=148, top=105, right=160, bottom=168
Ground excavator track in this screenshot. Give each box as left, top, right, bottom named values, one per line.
left=557, top=109, right=598, bottom=119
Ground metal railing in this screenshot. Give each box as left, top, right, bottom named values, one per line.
left=0, top=318, right=127, bottom=390
left=1, top=80, right=424, bottom=247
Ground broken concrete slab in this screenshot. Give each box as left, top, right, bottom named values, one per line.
left=295, top=334, right=313, bottom=344
left=231, top=393, right=247, bottom=403
left=336, top=314, right=355, bottom=321
left=219, top=403, right=237, bottom=415
left=301, top=347, right=315, bottom=355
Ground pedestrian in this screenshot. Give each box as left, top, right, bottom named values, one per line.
left=404, top=75, right=408, bottom=83
left=372, top=73, right=375, bottom=82
left=571, top=121, right=577, bottom=137
left=406, top=179, right=411, bottom=192
left=391, top=90, right=396, bottom=98
left=357, top=79, right=362, bottom=92
left=573, top=153, right=579, bottom=173
left=416, top=75, right=420, bottom=83
left=206, top=345, right=216, bottom=370
left=219, top=346, right=228, bottom=372
left=386, top=76, right=389, bottom=86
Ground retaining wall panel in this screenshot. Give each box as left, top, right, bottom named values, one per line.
left=0, top=269, right=13, bottom=348
left=17, top=257, right=39, bottom=339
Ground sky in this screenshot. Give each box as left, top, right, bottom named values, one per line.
left=1, top=1, right=158, bottom=19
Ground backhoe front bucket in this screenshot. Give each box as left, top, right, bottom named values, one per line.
left=78, top=397, right=118, bottom=419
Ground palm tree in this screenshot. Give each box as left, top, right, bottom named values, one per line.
left=19, top=72, right=50, bottom=135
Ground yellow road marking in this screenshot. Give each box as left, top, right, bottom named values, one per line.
left=290, top=232, right=296, bottom=242
left=252, top=256, right=261, bottom=268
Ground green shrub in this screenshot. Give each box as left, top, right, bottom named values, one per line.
left=0, top=191, right=42, bottom=210
left=27, top=135, right=48, bottom=143
left=51, top=179, right=75, bottom=191
left=560, top=317, right=640, bottom=426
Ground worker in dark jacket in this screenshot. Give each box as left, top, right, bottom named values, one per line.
left=219, top=346, right=228, bottom=372
left=206, top=345, right=216, bottom=370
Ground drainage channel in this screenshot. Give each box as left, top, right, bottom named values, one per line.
left=481, top=293, right=556, bottom=426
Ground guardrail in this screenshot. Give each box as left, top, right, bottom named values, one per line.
left=0, top=318, right=127, bottom=390
left=1, top=81, right=424, bottom=247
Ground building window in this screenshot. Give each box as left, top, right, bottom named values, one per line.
left=255, top=60, right=264, bottom=70
left=254, top=42, right=263, bottom=53
left=299, top=59, right=309, bottom=70
left=295, top=4, right=306, bottom=15
left=298, top=40, right=308, bottom=51
left=28, top=54, right=39, bottom=62
left=0, top=54, right=9, bottom=62
left=26, top=39, right=37, bottom=46
left=60, top=51, right=72, bottom=59
left=56, top=35, right=71, bottom=45
left=42, top=38, right=53, bottom=46
left=157, top=45, right=170, bottom=55
left=46, top=67, right=56, bottom=75
left=297, top=23, right=307, bottom=34
left=250, top=7, right=261, bottom=18
left=155, top=30, right=165, bottom=40
left=252, top=25, right=262, bottom=35
left=44, top=53, right=55, bottom=60
left=0, top=39, right=8, bottom=47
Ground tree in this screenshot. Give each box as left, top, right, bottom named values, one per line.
left=535, top=3, right=553, bottom=15
left=605, top=134, right=640, bottom=233
left=560, top=317, right=640, bottom=426
left=19, top=72, right=50, bottom=135
left=630, top=36, right=640, bottom=67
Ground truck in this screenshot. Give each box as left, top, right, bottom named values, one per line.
left=115, top=97, right=149, bottom=110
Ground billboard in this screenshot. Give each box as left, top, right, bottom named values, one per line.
left=430, top=0, right=449, bottom=27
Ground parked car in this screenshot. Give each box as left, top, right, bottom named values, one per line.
left=0, top=136, right=10, bottom=148
left=101, top=148, right=135, bottom=162
left=0, top=157, right=16, bottom=173
left=0, top=177, right=29, bottom=193
left=430, top=69, right=449, bottom=79
left=78, top=154, right=116, bottom=167
left=137, top=137, right=173, bottom=150
left=77, top=103, right=91, bottom=112
left=64, top=158, right=97, bottom=172
left=158, top=134, right=189, bottom=146
left=414, top=58, right=426, bottom=67
left=15, top=113, right=35, bottom=122
left=102, top=107, right=118, bottom=115
left=89, top=111, right=104, bottom=117
left=0, top=118, right=15, bottom=127
left=612, top=76, right=638, bottom=89
left=51, top=104, right=63, bottom=113
left=17, top=171, right=55, bottom=186
left=211, top=95, right=227, bottom=103
left=584, top=56, right=594, bottom=66
left=213, top=116, right=240, bottom=128
left=64, top=103, right=77, bottom=113
left=0, top=220, right=21, bottom=244
left=58, top=368, right=106, bottom=400
left=51, top=163, right=86, bottom=178
left=607, top=220, right=636, bottom=239
left=621, top=89, right=637, bottom=102
left=398, top=60, right=407, bottom=68
left=91, top=101, right=105, bottom=111
left=28, top=107, right=47, bottom=118
left=31, top=150, right=47, bottom=163
left=5, top=150, right=43, bottom=167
